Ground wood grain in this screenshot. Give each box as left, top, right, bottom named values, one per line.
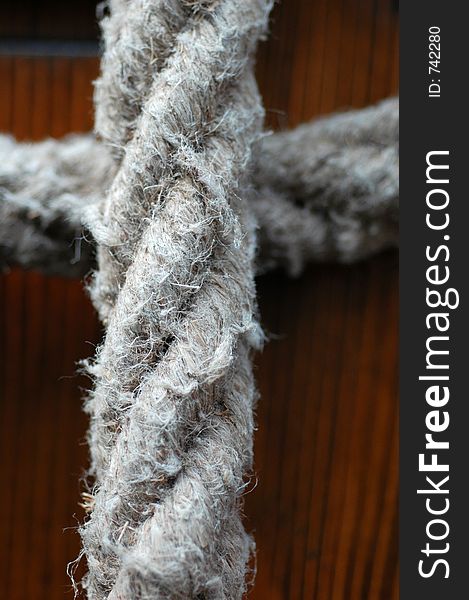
left=0, top=1, right=399, bottom=598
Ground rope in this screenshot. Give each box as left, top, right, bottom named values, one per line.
left=0, top=99, right=398, bottom=278
left=79, top=1, right=272, bottom=597
left=253, top=97, right=398, bottom=273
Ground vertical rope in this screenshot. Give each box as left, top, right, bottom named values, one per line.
left=80, top=1, right=272, bottom=597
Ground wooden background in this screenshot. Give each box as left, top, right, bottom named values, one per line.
left=0, top=1, right=399, bottom=598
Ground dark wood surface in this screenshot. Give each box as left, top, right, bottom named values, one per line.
left=0, top=1, right=399, bottom=598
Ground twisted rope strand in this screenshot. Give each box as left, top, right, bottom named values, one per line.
left=88, top=0, right=272, bottom=322
left=80, top=0, right=272, bottom=596
left=95, top=0, right=198, bottom=158
left=86, top=57, right=266, bottom=484
left=0, top=98, right=399, bottom=278
left=253, top=97, right=399, bottom=273
left=0, top=134, right=111, bottom=276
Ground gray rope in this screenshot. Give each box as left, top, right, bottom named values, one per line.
left=94, top=0, right=193, bottom=159
left=0, top=134, right=109, bottom=276
left=0, top=98, right=398, bottom=279
left=79, top=1, right=272, bottom=598
left=253, top=97, right=398, bottom=273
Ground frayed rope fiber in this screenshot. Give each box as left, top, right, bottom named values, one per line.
left=0, top=99, right=398, bottom=279
left=0, top=0, right=399, bottom=596
left=79, top=1, right=273, bottom=598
